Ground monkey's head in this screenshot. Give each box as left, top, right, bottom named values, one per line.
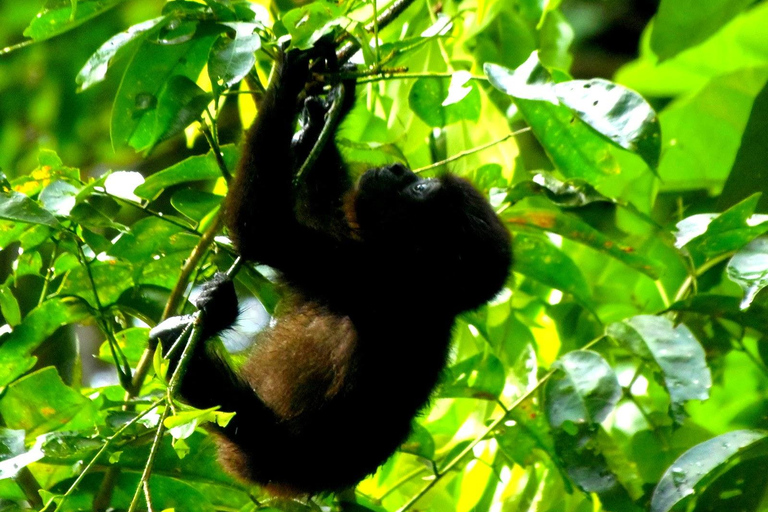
left=354, top=163, right=512, bottom=312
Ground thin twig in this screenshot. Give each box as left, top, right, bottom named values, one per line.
left=128, top=315, right=205, bottom=512
left=413, top=128, right=531, bottom=174
left=337, top=0, right=420, bottom=64
left=42, top=397, right=166, bottom=512
left=395, top=369, right=556, bottom=512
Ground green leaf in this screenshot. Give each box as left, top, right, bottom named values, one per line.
left=677, top=194, right=768, bottom=265
left=208, top=22, right=261, bottom=94
left=108, top=217, right=198, bottom=263
left=439, top=353, right=505, bottom=400
left=0, top=429, right=42, bottom=479
left=0, top=298, right=92, bottom=387
left=668, top=294, right=768, bottom=334
left=76, top=17, right=166, bottom=91
left=0, top=368, right=98, bottom=438
left=170, top=189, right=222, bottom=222
left=719, top=79, right=768, bottom=213
left=502, top=208, right=664, bottom=278
left=111, top=25, right=219, bottom=150
left=651, top=0, right=753, bottom=61
left=408, top=76, right=482, bottom=128
left=727, top=237, right=768, bottom=310
left=61, top=261, right=134, bottom=308
left=553, top=79, right=661, bottom=170
left=651, top=430, right=768, bottom=512
left=485, top=54, right=620, bottom=183
left=546, top=350, right=621, bottom=428
left=656, top=68, right=768, bottom=192
left=0, top=192, right=59, bottom=227
left=98, top=327, right=149, bottom=366
left=39, top=180, right=79, bottom=217
left=0, top=286, right=21, bottom=326
left=151, top=75, right=212, bottom=147
left=134, top=145, right=239, bottom=200
left=617, top=4, right=768, bottom=97
left=23, top=0, right=124, bottom=42
left=512, top=234, right=591, bottom=306
left=281, top=1, right=345, bottom=51
left=399, top=422, right=435, bottom=460
left=607, top=315, right=711, bottom=422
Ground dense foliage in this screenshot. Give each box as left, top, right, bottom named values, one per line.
left=0, top=0, right=767, bottom=511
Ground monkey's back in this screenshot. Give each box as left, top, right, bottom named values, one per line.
left=216, top=299, right=440, bottom=495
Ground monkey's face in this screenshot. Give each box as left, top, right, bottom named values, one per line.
left=354, top=166, right=513, bottom=311
left=354, top=163, right=446, bottom=243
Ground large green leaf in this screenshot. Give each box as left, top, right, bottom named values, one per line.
left=657, top=68, right=768, bottom=194
left=23, top=0, right=124, bottom=41
left=111, top=25, right=219, bottom=150
left=546, top=350, right=621, bottom=429
left=651, top=430, right=768, bottom=512
left=502, top=208, right=664, bottom=278
left=60, top=261, right=135, bottom=308
left=280, top=1, right=345, bottom=51
left=676, top=194, right=768, bottom=266
left=607, top=315, right=711, bottom=422
left=727, top=237, right=768, bottom=310
left=0, top=368, right=98, bottom=439
left=438, top=353, right=505, bottom=400
left=77, top=17, right=166, bottom=91
left=0, top=192, right=59, bottom=227
left=651, top=0, right=753, bottom=61
left=512, top=233, right=592, bottom=306
left=408, top=75, right=482, bottom=128
left=0, top=298, right=92, bottom=387
left=208, top=22, right=261, bottom=95
left=133, top=145, right=239, bottom=200
left=485, top=52, right=661, bottom=178
left=719, top=79, right=768, bottom=212
left=617, top=3, right=768, bottom=97
left=553, top=79, right=660, bottom=170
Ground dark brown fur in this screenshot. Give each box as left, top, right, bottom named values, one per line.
left=153, top=48, right=512, bottom=495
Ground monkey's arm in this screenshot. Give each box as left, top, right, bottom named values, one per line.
left=150, top=275, right=279, bottom=427
left=225, top=51, right=360, bottom=275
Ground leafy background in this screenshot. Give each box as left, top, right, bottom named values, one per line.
left=1, top=0, right=768, bottom=511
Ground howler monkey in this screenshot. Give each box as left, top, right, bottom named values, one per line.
left=152, top=47, right=512, bottom=496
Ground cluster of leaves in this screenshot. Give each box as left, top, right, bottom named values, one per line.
left=1, top=0, right=768, bottom=511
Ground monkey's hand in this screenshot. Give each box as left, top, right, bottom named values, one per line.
left=195, top=272, right=239, bottom=335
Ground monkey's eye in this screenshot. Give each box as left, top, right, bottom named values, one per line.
left=408, top=179, right=440, bottom=199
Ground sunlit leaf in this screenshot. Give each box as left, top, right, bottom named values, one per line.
left=77, top=17, right=166, bottom=91
left=727, top=237, right=768, bottom=310
left=651, top=0, right=753, bottom=61
left=439, top=353, right=505, bottom=400
left=0, top=298, right=91, bottom=387
left=0, top=192, right=59, bottom=227
left=111, top=26, right=219, bottom=150
left=512, top=234, right=591, bottom=306
left=134, top=145, right=238, bottom=200
left=409, top=77, right=481, bottom=128
left=651, top=430, right=768, bottom=512
left=281, top=1, right=345, bottom=51
left=553, top=79, right=661, bottom=170
left=607, top=315, right=711, bottom=422
left=0, top=368, right=98, bottom=438
left=208, top=22, right=261, bottom=94
left=546, top=350, right=620, bottom=428
left=23, top=0, right=124, bottom=41
left=503, top=208, right=664, bottom=278
left=170, top=189, right=222, bottom=222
